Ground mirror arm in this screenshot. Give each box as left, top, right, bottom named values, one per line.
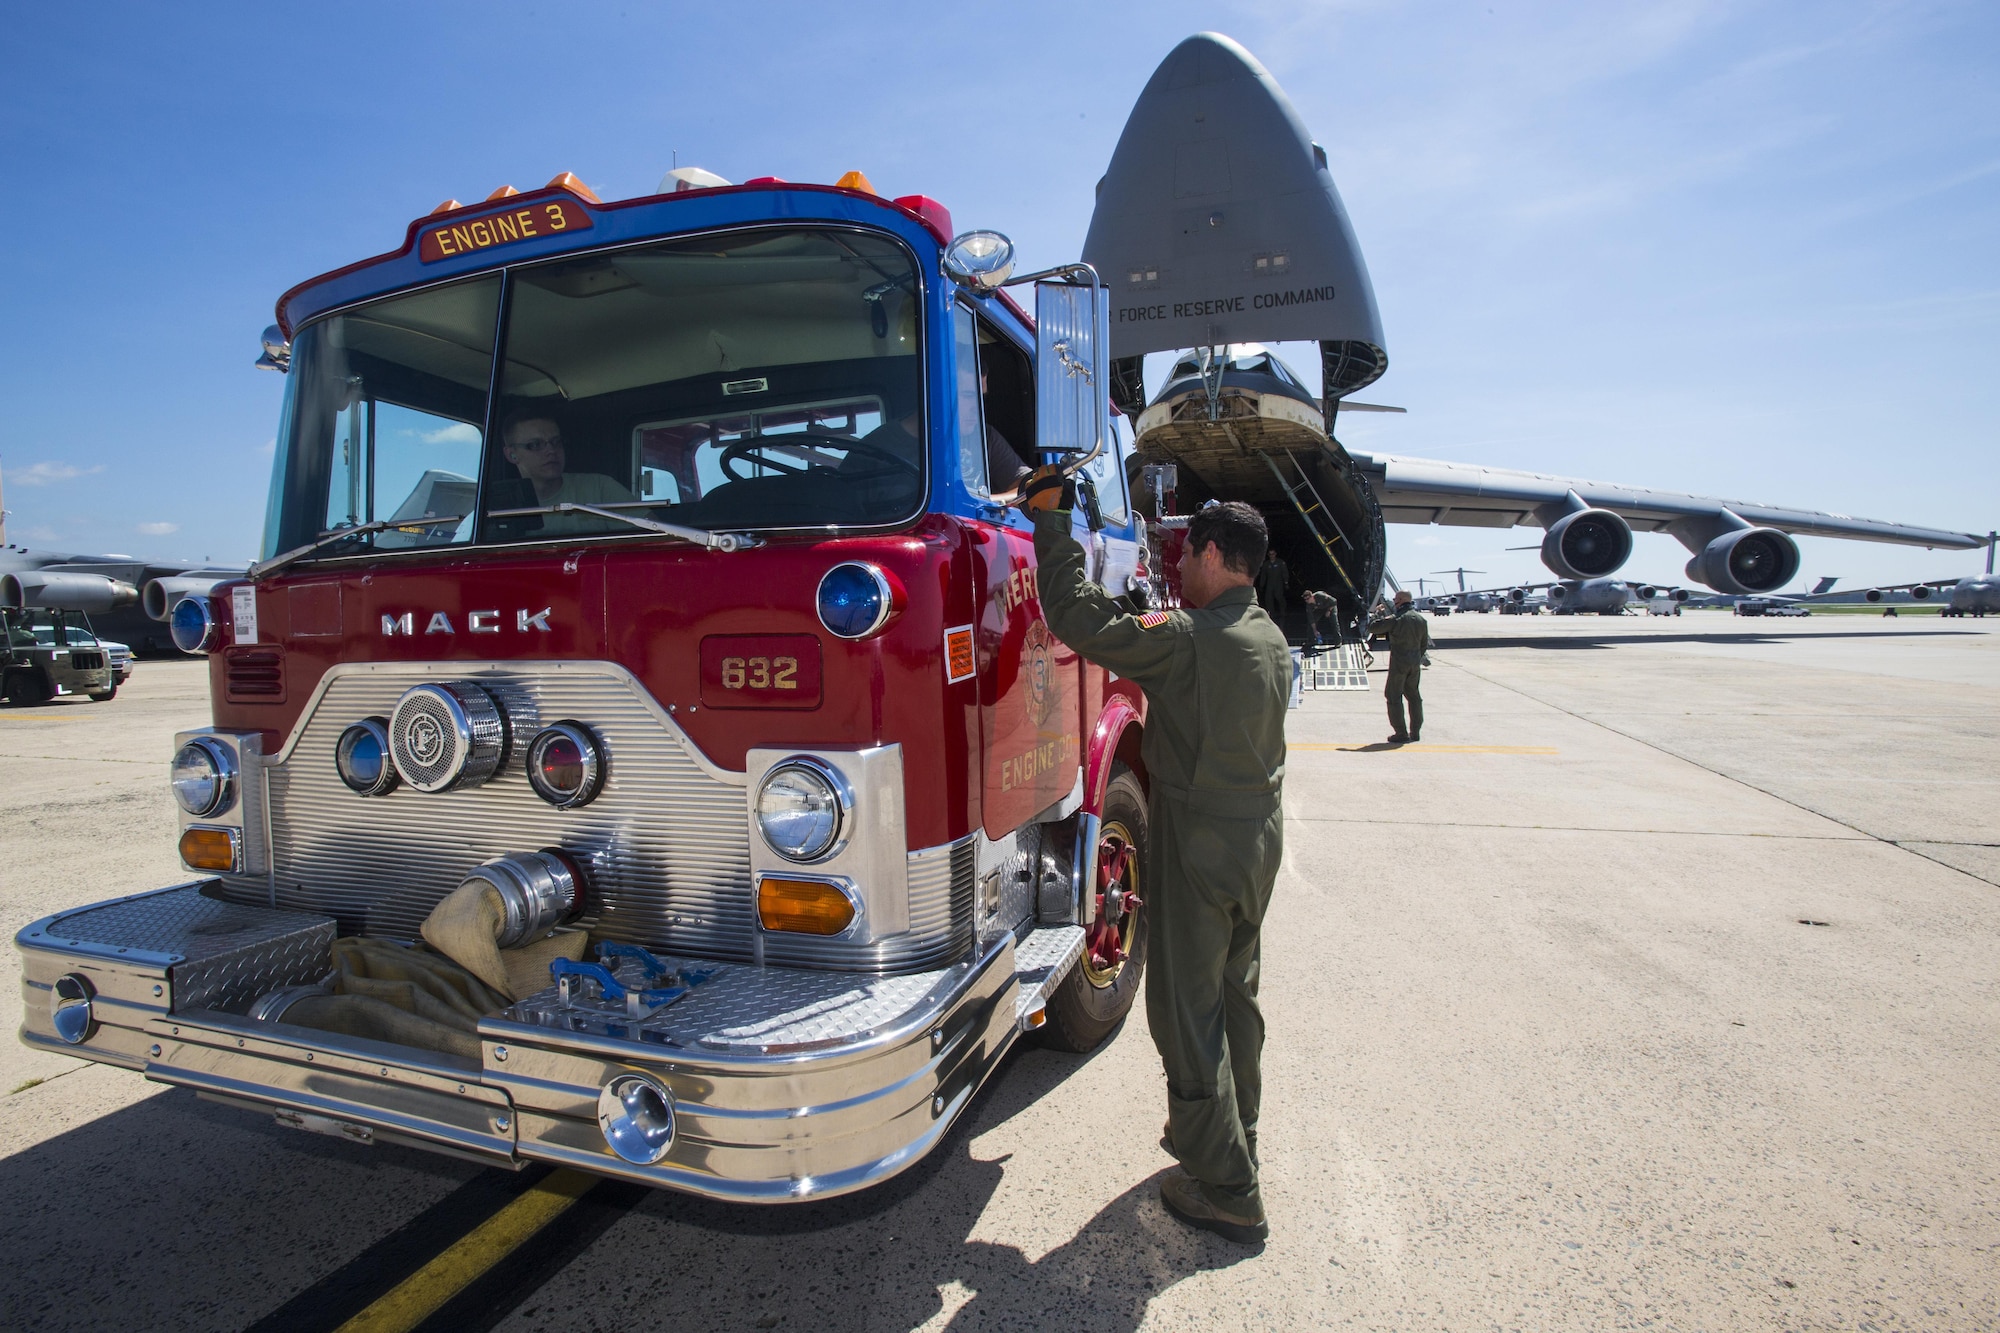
left=1002, top=262, right=1103, bottom=288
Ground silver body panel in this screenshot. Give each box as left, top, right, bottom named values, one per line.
left=214, top=660, right=971, bottom=972
left=17, top=883, right=1050, bottom=1200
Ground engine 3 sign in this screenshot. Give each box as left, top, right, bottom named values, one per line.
left=419, top=199, right=594, bottom=263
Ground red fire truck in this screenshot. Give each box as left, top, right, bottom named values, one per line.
left=17, top=172, right=1163, bottom=1200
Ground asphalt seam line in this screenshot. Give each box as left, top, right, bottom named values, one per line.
left=1437, top=657, right=2000, bottom=890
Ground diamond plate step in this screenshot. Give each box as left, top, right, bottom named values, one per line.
left=1013, top=925, right=1085, bottom=1029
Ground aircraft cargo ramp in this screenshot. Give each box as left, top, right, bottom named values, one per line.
left=1134, top=398, right=1387, bottom=643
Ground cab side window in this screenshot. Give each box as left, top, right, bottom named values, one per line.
left=976, top=318, right=1035, bottom=496
left=1080, top=413, right=1133, bottom=527
left=952, top=306, right=988, bottom=501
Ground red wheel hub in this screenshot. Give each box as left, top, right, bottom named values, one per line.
left=1086, top=832, right=1140, bottom=972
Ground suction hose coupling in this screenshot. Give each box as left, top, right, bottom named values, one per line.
left=458, top=850, right=585, bottom=948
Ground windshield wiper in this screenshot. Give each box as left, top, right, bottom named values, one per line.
left=249, top=516, right=466, bottom=581
left=487, top=502, right=763, bottom=552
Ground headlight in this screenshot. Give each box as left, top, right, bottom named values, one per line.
left=171, top=737, right=236, bottom=817
left=526, top=723, right=605, bottom=809
left=754, top=759, right=848, bottom=861
left=816, top=562, right=898, bottom=639
left=335, top=717, right=399, bottom=796
left=169, top=596, right=218, bottom=654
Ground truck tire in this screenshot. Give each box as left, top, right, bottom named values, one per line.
left=3, top=670, right=54, bottom=706
left=1041, top=767, right=1148, bottom=1054
left=89, top=685, right=118, bottom=702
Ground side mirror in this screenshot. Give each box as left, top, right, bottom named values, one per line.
left=942, top=231, right=1014, bottom=291
left=255, top=324, right=291, bottom=373
left=1034, top=278, right=1109, bottom=464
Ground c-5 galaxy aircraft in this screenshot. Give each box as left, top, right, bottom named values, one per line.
left=1084, top=34, right=1987, bottom=638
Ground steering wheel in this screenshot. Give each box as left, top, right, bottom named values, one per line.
left=718, top=431, right=922, bottom=483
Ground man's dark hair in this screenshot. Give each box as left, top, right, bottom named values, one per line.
left=499, top=404, right=560, bottom=441
left=1187, top=501, right=1268, bottom=577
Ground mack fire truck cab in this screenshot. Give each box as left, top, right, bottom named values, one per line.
left=17, top=175, right=1160, bottom=1200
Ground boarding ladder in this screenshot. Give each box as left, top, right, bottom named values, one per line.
left=1261, top=451, right=1360, bottom=601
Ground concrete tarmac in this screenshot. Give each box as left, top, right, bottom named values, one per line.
left=2, top=612, right=1995, bottom=1330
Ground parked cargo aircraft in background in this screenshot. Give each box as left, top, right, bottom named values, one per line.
left=0, top=544, right=242, bottom=655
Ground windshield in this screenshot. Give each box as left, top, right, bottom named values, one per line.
left=264, top=227, right=925, bottom=559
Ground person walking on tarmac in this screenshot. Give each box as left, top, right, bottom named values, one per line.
left=1384, top=588, right=1433, bottom=744
left=1024, top=475, right=1290, bottom=1246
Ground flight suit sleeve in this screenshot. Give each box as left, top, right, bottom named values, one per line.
left=1031, top=507, right=1184, bottom=689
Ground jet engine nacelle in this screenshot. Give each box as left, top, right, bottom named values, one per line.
left=1910, top=584, right=1933, bottom=601
left=1508, top=587, right=1527, bottom=603
left=1684, top=528, right=1801, bottom=596
left=1541, top=508, right=1634, bottom=580
left=143, top=575, right=233, bottom=621
left=1634, top=584, right=1657, bottom=601
left=0, top=571, right=140, bottom=614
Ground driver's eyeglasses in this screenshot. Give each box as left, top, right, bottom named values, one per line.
left=510, top=435, right=563, bottom=453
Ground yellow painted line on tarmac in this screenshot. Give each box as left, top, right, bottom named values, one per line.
left=335, top=1168, right=597, bottom=1333
left=1291, top=743, right=1560, bottom=754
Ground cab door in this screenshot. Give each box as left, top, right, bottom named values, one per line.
left=956, top=305, right=1081, bottom=837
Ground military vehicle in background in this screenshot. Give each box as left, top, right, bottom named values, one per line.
left=2, top=606, right=116, bottom=704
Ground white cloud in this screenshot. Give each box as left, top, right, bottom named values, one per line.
left=422, top=422, right=481, bottom=445
left=136, top=521, right=180, bottom=536
left=10, top=461, right=105, bottom=487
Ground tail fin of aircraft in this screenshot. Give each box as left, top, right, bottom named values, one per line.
left=1811, top=576, right=1838, bottom=594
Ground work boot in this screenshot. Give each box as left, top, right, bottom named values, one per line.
left=1386, top=733, right=1409, bottom=745
left=1160, top=1172, right=1268, bottom=1245
left=1410, top=732, right=1421, bottom=742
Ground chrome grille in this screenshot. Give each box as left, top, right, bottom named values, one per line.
left=216, top=661, right=971, bottom=973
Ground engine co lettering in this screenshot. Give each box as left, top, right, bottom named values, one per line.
left=998, top=735, right=1073, bottom=792
left=380, top=608, right=553, bottom=636
left=418, top=199, right=594, bottom=263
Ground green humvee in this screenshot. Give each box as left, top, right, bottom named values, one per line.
left=2, top=608, right=117, bottom=705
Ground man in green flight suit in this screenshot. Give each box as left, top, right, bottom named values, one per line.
left=1024, top=475, right=1290, bottom=1245
left=1383, top=589, right=1433, bottom=744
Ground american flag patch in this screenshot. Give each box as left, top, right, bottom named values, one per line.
left=1138, top=611, right=1172, bottom=629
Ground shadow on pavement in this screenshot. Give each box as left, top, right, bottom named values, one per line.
left=0, top=1081, right=486, bottom=1332
left=499, top=1037, right=1257, bottom=1332
left=1433, top=629, right=1976, bottom=651
left=0, top=1030, right=1250, bottom=1332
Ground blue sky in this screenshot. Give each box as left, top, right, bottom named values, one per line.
left=2, top=0, right=1994, bottom=590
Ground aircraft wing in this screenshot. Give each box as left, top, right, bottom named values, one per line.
left=1346, top=451, right=1986, bottom=551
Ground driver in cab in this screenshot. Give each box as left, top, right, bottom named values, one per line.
left=500, top=409, right=635, bottom=535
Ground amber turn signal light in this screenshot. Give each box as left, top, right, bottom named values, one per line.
left=757, top=877, right=856, bottom=936
left=179, top=826, right=239, bottom=873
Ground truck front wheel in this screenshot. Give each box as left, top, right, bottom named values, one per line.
left=1042, top=767, right=1148, bottom=1054
left=3, top=670, right=54, bottom=706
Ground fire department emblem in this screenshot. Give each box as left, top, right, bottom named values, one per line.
left=1024, top=620, right=1058, bottom=727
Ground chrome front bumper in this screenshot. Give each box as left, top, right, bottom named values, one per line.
left=18, top=883, right=1059, bottom=1202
